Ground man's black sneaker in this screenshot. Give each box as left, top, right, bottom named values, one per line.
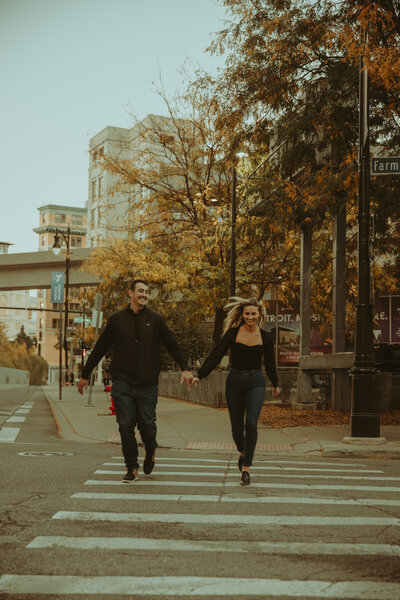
left=143, top=451, right=155, bottom=475
left=122, top=468, right=139, bottom=483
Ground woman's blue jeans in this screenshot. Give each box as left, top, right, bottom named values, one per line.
left=225, top=369, right=266, bottom=467
left=111, top=378, right=158, bottom=470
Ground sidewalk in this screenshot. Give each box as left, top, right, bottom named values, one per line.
left=42, top=384, right=400, bottom=459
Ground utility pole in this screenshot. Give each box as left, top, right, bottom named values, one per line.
left=350, top=20, right=380, bottom=437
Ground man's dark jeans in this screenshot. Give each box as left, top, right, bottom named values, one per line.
left=225, top=369, right=266, bottom=467
left=112, top=378, right=158, bottom=470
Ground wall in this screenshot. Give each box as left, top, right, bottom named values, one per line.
left=0, top=366, right=29, bottom=404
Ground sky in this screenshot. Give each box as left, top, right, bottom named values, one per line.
left=0, top=0, right=228, bottom=253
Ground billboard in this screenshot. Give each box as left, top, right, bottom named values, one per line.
left=374, top=296, right=400, bottom=343
left=263, top=304, right=332, bottom=365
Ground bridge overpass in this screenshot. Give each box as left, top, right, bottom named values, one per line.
left=0, top=249, right=100, bottom=291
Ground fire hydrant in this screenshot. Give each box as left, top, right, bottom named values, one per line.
left=105, top=384, right=115, bottom=415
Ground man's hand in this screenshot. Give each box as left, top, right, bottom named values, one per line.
left=77, top=378, right=89, bottom=395
left=272, top=387, right=279, bottom=397
left=181, top=370, right=195, bottom=390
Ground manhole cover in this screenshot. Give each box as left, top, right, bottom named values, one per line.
left=18, top=451, right=74, bottom=457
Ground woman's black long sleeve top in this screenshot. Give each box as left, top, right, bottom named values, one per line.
left=197, top=326, right=278, bottom=387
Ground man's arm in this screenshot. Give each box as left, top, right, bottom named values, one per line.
left=77, top=319, right=113, bottom=394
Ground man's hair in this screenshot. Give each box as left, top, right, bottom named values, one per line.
left=130, top=279, right=149, bottom=291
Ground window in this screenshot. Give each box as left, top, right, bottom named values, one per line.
left=39, top=318, right=43, bottom=328
left=28, top=310, right=32, bottom=320
left=39, top=331, right=42, bottom=341
left=41, top=235, right=46, bottom=246
left=52, top=318, right=61, bottom=329
left=72, top=215, right=82, bottom=225
left=91, top=208, right=96, bottom=229
left=97, top=205, right=101, bottom=227
left=98, top=176, right=103, bottom=197
left=56, top=213, right=66, bottom=224
left=91, top=180, right=97, bottom=199
left=71, top=237, right=82, bottom=248
left=41, top=213, right=46, bottom=224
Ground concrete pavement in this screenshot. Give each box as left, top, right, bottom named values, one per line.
left=42, top=384, right=400, bottom=459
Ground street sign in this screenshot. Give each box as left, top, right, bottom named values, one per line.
left=91, top=309, right=103, bottom=328
left=51, top=272, right=65, bottom=303
left=73, top=316, right=91, bottom=324
left=371, top=156, right=400, bottom=176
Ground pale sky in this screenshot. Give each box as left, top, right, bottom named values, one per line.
left=0, top=0, right=228, bottom=253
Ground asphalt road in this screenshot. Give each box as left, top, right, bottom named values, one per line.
left=1, top=389, right=400, bottom=599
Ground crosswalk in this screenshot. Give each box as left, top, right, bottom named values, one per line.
left=0, top=399, right=34, bottom=442
left=1, top=453, right=400, bottom=598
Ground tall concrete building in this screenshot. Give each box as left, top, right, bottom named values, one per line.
left=0, top=242, right=36, bottom=342
left=33, top=205, right=87, bottom=381
left=88, top=114, right=184, bottom=247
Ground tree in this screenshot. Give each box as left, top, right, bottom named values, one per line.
left=84, top=85, right=299, bottom=346
left=14, top=325, right=36, bottom=350
left=195, top=0, right=400, bottom=323
left=0, top=324, right=48, bottom=385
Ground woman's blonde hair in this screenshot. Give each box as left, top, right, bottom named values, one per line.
left=223, top=297, right=266, bottom=333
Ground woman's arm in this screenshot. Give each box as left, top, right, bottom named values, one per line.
left=262, top=331, right=279, bottom=388
left=197, top=328, right=236, bottom=379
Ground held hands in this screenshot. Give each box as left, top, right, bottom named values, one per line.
left=272, top=387, right=279, bottom=397
left=77, top=378, right=89, bottom=395
left=180, top=370, right=196, bottom=390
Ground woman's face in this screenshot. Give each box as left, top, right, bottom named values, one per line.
left=242, top=305, right=260, bottom=327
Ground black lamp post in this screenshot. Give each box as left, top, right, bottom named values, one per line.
left=350, top=22, right=379, bottom=437
left=230, top=167, right=237, bottom=297
left=52, top=224, right=71, bottom=384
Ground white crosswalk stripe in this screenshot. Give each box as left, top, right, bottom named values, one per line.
left=1, top=574, right=398, bottom=598
left=2, top=452, right=400, bottom=598
left=0, top=400, right=34, bottom=443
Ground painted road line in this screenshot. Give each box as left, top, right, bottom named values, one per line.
left=52, top=511, right=400, bottom=526
left=15, top=409, right=30, bottom=414
left=27, top=536, right=400, bottom=556
left=102, top=463, right=383, bottom=474
left=0, top=575, right=398, bottom=598
left=71, top=492, right=400, bottom=507
left=109, top=457, right=368, bottom=467
left=83, top=479, right=400, bottom=493
left=0, top=427, right=20, bottom=443
left=5, top=416, right=26, bottom=423
left=94, top=470, right=394, bottom=481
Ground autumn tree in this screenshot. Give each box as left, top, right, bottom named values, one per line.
left=84, top=85, right=298, bottom=346
left=196, top=0, right=400, bottom=323
left=0, top=324, right=48, bottom=385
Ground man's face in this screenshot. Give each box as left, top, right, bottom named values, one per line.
left=129, top=283, right=150, bottom=308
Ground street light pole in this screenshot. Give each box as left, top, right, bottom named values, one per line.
left=350, top=22, right=379, bottom=437
left=230, top=166, right=237, bottom=297
left=52, top=224, right=71, bottom=385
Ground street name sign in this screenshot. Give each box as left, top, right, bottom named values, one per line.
left=50, top=272, right=65, bottom=303
left=371, top=156, right=400, bottom=176
left=73, top=316, right=91, bottom=324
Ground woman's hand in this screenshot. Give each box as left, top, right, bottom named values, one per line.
left=272, top=387, right=279, bottom=397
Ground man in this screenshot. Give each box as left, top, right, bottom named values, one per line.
left=77, top=279, right=194, bottom=482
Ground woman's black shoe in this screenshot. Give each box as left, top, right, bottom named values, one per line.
left=240, top=470, right=250, bottom=486
left=238, top=455, right=244, bottom=472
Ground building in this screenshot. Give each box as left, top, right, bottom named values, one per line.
left=33, top=205, right=87, bottom=382
left=0, top=242, right=36, bottom=341
left=87, top=114, right=187, bottom=247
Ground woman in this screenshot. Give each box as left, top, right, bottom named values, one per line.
left=196, top=297, right=279, bottom=485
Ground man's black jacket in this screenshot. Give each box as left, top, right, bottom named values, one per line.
left=81, top=305, right=189, bottom=386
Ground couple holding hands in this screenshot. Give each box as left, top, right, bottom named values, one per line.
left=77, top=279, right=279, bottom=486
